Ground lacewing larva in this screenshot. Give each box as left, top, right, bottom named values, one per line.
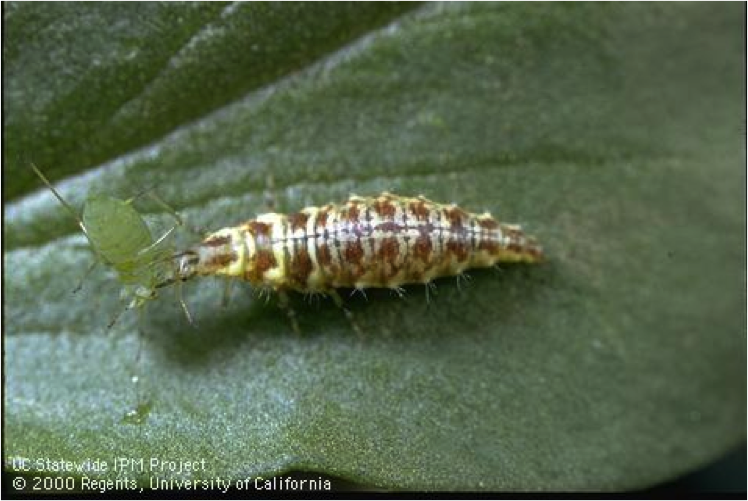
left=29, top=163, right=191, bottom=327
left=165, top=192, right=544, bottom=331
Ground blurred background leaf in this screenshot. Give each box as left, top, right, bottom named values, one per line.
left=4, top=2, right=745, bottom=491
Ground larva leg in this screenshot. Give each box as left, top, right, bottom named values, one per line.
left=455, top=272, right=472, bottom=291
left=173, top=278, right=194, bottom=325
left=328, top=289, right=364, bottom=337
left=276, top=289, right=301, bottom=334
left=424, top=281, right=437, bottom=304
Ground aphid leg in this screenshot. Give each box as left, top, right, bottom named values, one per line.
left=276, top=289, right=301, bottom=334
left=128, top=187, right=187, bottom=253
left=142, top=191, right=183, bottom=226
left=133, top=305, right=145, bottom=383
left=136, top=224, right=179, bottom=257
left=123, top=306, right=152, bottom=426
left=174, top=278, right=194, bottom=325
left=72, top=260, right=99, bottom=294
left=328, top=289, right=364, bottom=338
left=140, top=189, right=211, bottom=249
left=107, top=300, right=131, bottom=331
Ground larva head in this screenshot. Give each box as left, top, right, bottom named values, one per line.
left=173, top=229, right=241, bottom=282
left=170, top=222, right=275, bottom=287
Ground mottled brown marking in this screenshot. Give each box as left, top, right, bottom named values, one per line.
left=204, top=251, right=237, bottom=269
left=379, top=237, right=401, bottom=279
left=478, top=217, right=499, bottom=230
left=446, top=238, right=470, bottom=262
left=316, top=209, right=329, bottom=229
left=413, top=234, right=433, bottom=262
left=203, top=235, right=231, bottom=247
left=255, top=250, right=276, bottom=272
left=246, top=249, right=277, bottom=282
left=378, top=237, right=400, bottom=262
left=247, top=221, right=271, bottom=238
left=507, top=242, right=523, bottom=253
left=445, top=207, right=468, bottom=230
left=290, top=247, right=313, bottom=286
left=373, top=199, right=397, bottom=217
left=347, top=203, right=360, bottom=223
left=505, top=227, right=523, bottom=240
left=526, top=246, right=544, bottom=261
left=288, top=212, right=309, bottom=232
left=315, top=242, right=330, bottom=265
left=375, top=221, right=401, bottom=233
left=408, top=200, right=430, bottom=221
left=478, top=239, right=499, bottom=253
left=344, top=239, right=365, bottom=266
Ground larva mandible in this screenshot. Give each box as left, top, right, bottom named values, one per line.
left=169, top=192, right=543, bottom=316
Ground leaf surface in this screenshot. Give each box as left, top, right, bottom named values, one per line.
left=4, top=3, right=745, bottom=490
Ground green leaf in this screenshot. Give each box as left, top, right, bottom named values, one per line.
left=4, top=2, right=745, bottom=491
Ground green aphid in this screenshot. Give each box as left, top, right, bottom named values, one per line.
left=30, top=163, right=191, bottom=327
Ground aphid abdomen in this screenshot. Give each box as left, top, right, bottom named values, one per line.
left=82, top=195, right=153, bottom=265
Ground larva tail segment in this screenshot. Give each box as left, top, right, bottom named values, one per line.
left=493, top=220, right=545, bottom=264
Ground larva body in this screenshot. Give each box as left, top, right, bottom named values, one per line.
left=175, top=192, right=543, bottom=293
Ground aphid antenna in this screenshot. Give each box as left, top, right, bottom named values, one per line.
left=29, top=162, right=95, bottom=247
